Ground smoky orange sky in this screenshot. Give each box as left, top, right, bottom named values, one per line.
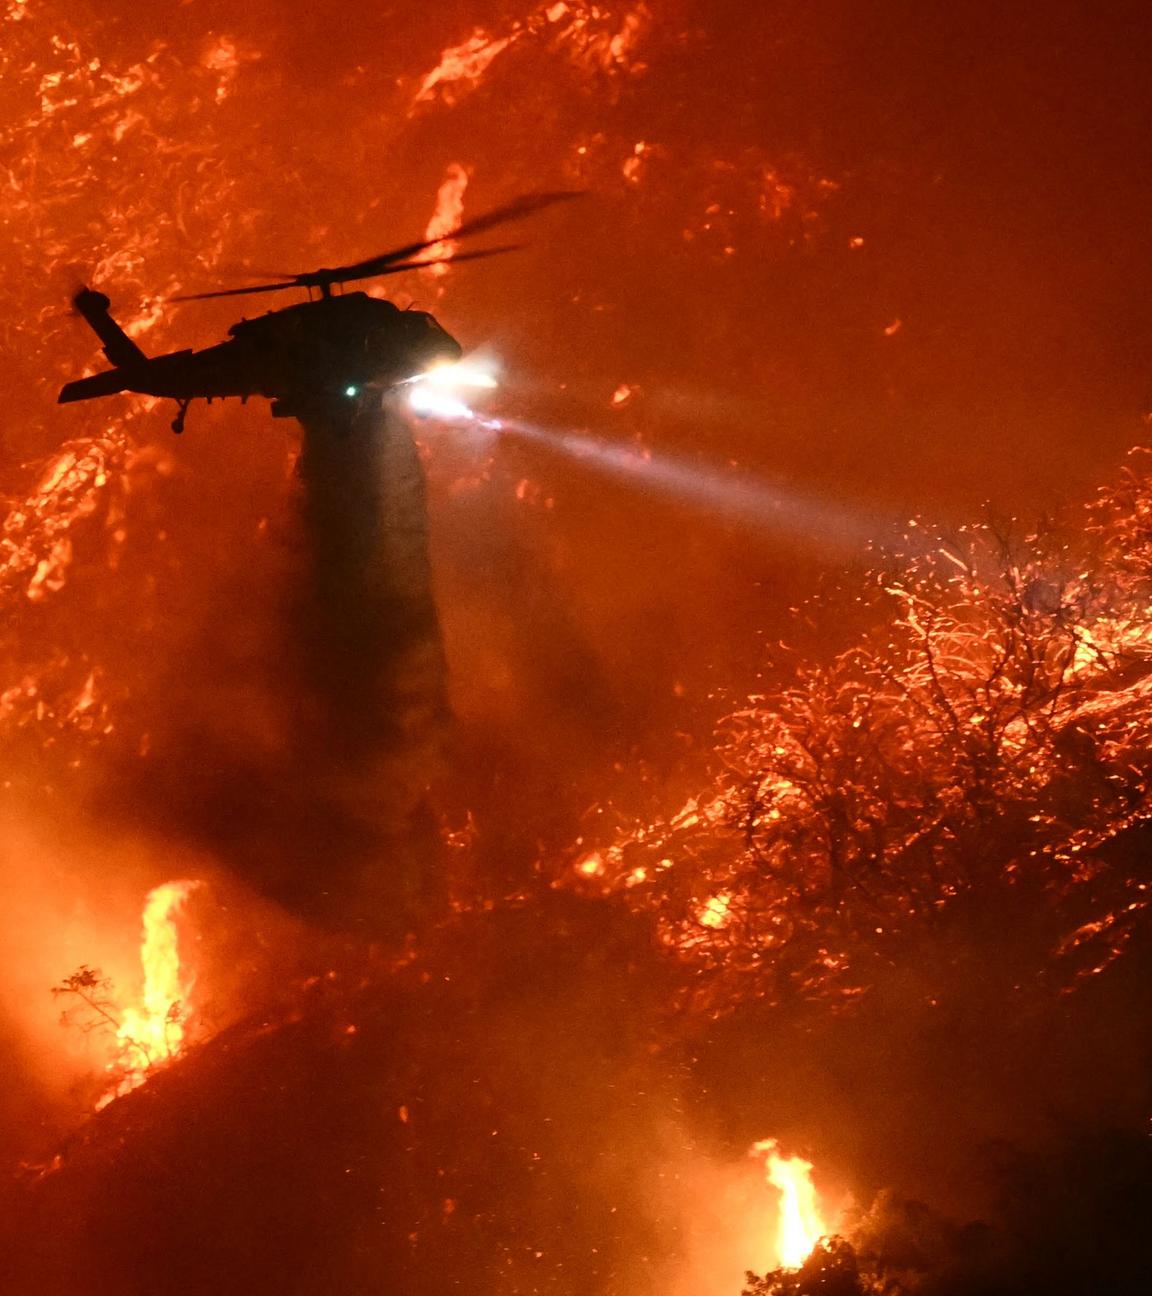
left=7, top=1, right=1152, bottom=721
left=2, top=4, right=1152, bottom=1286
left=2, top=0, right=1150, bottom=920
left=4, top=0, right=1152, bottom=1045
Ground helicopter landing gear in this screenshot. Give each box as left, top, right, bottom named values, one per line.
left=171, top=398, right=191, bottom=434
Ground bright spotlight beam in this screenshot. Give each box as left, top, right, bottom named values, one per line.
left=405, top=367, right=892, bottom=554
left=406, top=359, right=499, bottom=420
left=495, top=418, right=887, bottom=556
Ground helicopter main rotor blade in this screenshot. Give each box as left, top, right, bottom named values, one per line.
left=169, top=191, right=583, bottom=302
left=170, top=280, right=300, bottom=302
left=172, top=245, right=523, bottom=301
left=340, top=243, right=523, bottom=284
left=323, top=190, right=584, bottom=286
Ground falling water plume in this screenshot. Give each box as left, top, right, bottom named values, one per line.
left=290, top=392, right=449, bottom=928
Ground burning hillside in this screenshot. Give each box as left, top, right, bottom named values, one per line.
left=4, top=427, right=1152, bottom=1291
left=4, top=1, right=1152, bottom=1294
left=581, top=458, right=1152, bottom=1015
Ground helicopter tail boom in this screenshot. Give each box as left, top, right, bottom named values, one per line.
left=73, top=287, right=147, bottom=368
left=58, top=368, right=133, bottom=404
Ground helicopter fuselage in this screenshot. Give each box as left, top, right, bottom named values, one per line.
left=57, top=191, right=582, bottom=432
left=58, top=290, right=462, bottom=426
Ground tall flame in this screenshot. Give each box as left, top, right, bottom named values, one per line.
left=101, top=879, right=203, bottom=1106
left=752, top=1139, right=827, bottom=1269
left=421, top=162, right=470, bottom=280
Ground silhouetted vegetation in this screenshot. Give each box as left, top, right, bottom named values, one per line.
left=52, top=965, right=119, bottom=1037
left=744, top=1238, right=883, bottom=1295
left=597, top=450, right=1152, bottom=1014
left=740, top=1127, right=1152, bottom=1296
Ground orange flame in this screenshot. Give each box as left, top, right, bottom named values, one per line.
left=698, top=890, right=731, bottom=929
left=410, top=30, right=514, bottom=109
left=421, top=162, right=470, bottom=280
left=100, top=879, right=203, bottom=1106
left=752, top=1139, right=827, bottom=1269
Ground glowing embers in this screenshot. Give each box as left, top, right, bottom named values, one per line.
left=1, top=436, right=127, bottom=605
left=407, top=359, right=499, bottom=421
left=407, top=3, right=652, bottom=112
left=751, top=1139, right=829, bottom=1269
left=698, top=890, right=732, bottom=929
left=410, top=28, right=515, bottom=109
left=99, top=878, right=203, bottom=1108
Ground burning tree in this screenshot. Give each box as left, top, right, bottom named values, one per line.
left=591, top=450, right=1152, bottom=1012
left=50, top=881, right=204, bottom=1109
left=742, top=1237, right=881, bottom=1296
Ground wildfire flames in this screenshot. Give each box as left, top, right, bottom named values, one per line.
left=421, top=163, right=471, bottom=283
left=752, top=1140, right=828, bottom=1270
left=3, top=2, right=1152, bottom=1294
left=101, top=879, right=202, bottom=1105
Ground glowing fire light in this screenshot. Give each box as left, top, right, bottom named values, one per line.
left=752, top=1139, right=827, bottom=1269
left=575, top=852, right=605, bottom=876
left=421, top=162, right=470, bottom=279
left=101, top=879, right=203, bottom=1106
left=698, top=890, right=731, bottom=928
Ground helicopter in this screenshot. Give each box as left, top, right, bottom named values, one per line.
left=57, top=191, right=580, bottom=433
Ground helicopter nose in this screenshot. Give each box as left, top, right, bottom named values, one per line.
left=421, top=335, right=462, bottom=371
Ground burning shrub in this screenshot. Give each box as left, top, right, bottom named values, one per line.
left=742, top=1237, right=882, bottom=1296
left=591, top=450, right=1152, bottom=1011
left=741, top=1127, right=1152, bottom=1296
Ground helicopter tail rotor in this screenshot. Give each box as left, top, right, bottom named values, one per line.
left=72, top=286, right=148, bottom=367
